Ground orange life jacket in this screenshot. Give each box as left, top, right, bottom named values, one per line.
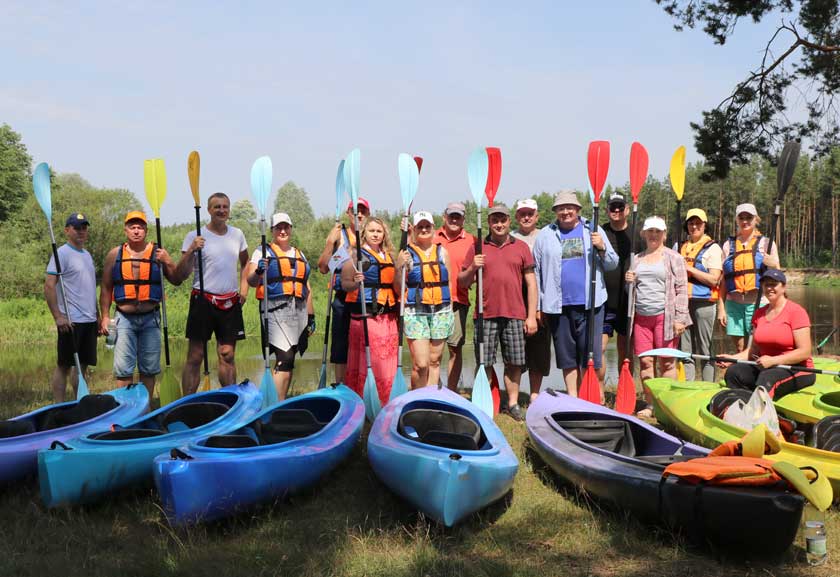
left=345, top=247, right=397, bottom=314
left=404, top=243, right=450, bottom=306
left=112, top=243, right=162, bottom=303
left=662, top=456, right=785, bottom=487
left=256, top=244, right=309, bottom=300
left=679, top=235, right=720, bottom=301
left=723, top=234, right=765, bottom=293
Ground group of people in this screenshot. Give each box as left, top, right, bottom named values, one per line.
left=46, top=189, right=817, bottom=422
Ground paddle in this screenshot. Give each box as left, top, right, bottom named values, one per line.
left=580, top=141, right=610, bottom=405
left=817, top=328, right=838, bottom=354
left=746, top=140, right=801, bottom=350
left=34, top=162, right=89, bottom=400
left=250, top=156, right=276, bottom=408
left=485, top=147, right=503, bottom=414
left=669, top=145, right=687, bottom=381
left=467, top=147, right=493, bottom=417
left=344, top=149, right=380, bottom=421
left=391, top=153, right=420, bottom=401
left=318, top=159, right=346, bottom=390
left=615, top=142, right=648, bottom=414
left=186, top=151, right=211, bottom=391
left=143, top=158, right=179, bottom=406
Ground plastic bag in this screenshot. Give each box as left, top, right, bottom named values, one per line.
left=722, top=386, right=780, bottom=436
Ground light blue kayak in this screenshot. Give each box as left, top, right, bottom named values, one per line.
left=38, top=381, right=261, bottom=507
left=367, top=385, right=518, bottom=527
left=154, top=384, right=364, bottom=525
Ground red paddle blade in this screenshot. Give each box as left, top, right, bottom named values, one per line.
left=485, top=147, right=502, bottom=206
left=629, top=142, right=648, bottom=203
left=490, top=368, right=501, bottom=416
left=615, top=359, right=636, bottom=414
left=587, top=141, right=610, bottom=203
left=579, top=360, right=603, bottom=405
left=414, top=156, right=423, bottom=173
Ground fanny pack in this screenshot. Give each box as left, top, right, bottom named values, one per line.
left=192, top=289, right=240, bottom=311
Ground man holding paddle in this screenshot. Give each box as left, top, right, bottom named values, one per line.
left=599, top=193, right=633, bottom=384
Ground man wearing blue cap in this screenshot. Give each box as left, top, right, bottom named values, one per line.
left=44, top=213, right=98, bottom=402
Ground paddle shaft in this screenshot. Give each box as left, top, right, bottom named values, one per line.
left=745, top=197, right=782, bottom=350
left=624, top=203, right=639, bottom=360
left=476, top=208, right=485, bottom=368
left=817, top=328, right=838, bottom=352
left=695, top=353, right=839, bottom=377
left=153, top=217, right=171, bottom=366
left=396, top=212, right=410, bottom=370
left=48, top=231, right=85, bottom=382
left=354, top=219, right=373, bottom=369
left=260, top=224, right=271, bottom=370
left=319, top=222, right=344, bottom=377
left=586, top=206, right=600, bottom=362
left=193, top=206, right=210, bottom=379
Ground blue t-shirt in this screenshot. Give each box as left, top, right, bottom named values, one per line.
left=557, top=224, right=586, bottom=306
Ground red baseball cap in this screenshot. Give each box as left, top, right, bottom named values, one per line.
left=347, top=197, right=371, bottom=212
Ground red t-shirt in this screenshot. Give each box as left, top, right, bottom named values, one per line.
left=751, top=300, right=814, bottom=368
left=435, top=227, right=475, bottom=305
left=462, top=235, right=535, bottom=320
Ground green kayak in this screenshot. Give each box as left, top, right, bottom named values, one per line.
left=772, top=357, right=840, bottom=423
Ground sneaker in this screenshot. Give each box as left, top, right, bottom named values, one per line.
left=507, top=404, right=524, bottom=422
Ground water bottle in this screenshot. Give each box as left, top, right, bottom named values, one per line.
left=803, top=503, right=828, bottom=566
left=105, top=318, right=117, bottom=350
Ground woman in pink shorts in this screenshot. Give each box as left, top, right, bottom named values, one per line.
left=625, top=216, right=691, bottom=416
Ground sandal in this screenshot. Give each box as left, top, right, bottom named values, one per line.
left=636, top=406, right=654, bottom=419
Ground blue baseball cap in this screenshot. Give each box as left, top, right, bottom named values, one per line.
left=65, top=213, right=89, bottom=227
left=761, top=268, right=786, bottom=284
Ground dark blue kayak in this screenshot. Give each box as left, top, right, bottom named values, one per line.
left=154, top=384, right=364, bottom=525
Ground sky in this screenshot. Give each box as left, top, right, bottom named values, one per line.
left=1, top=1, right=790, bottom=224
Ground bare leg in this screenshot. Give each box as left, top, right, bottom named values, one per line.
left=731, top=335, right=745, bottom=353
left=138, top=375, right=156, bottom=400
left=273, top=369, right=293, bottom=400
left=408, top=339, right=430, bottom=389
left=333, top=363, right=346, bottom=384
left=447, top=345, right=463, bottom=391
left=597, top=333, right=610, bottom=383
left=659, top=357, right=677, bottom=380
left=528, top=370, right=543, bottom=403
left=217, top=341, right=237, bottom=385
left=51, top=365, right=72, bottom=403
left=563, top=368, right=579, bottom=397
left=182, top=340, right=205, bottom=395
left=504, top=365, right=522, bottom=408
left=427, top=339, right=445, bottom=387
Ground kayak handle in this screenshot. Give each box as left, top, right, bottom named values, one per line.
left=170, top=448, right=194, bottom=461
left=449, top=453, right=462, bottom=461
left=49, top=440, right=72, bottom=451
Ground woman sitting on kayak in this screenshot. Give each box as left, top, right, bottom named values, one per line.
left=718, top=268, right=815, bottom=399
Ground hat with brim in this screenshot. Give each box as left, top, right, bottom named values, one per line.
left=642, top=216, right=667, bottom=231
left=685, top=208, right=708, bottom=223
left=761, top=268, right=786, bottom=284
left=65, top=213, right=90, bottom=227
left=124, top=210, right=147, bottom=225
left=552, top=190, right=582, bottom=209
left=271, top=212, right=293, bottom=227
left=487, top=205, right=510, bottom=218
left=735, top=203, right=758, bottom=217
left=413, top=211, right=434, bottom=226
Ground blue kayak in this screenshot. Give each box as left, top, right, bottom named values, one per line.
left=367, top=385, right=518, bottom=527
left=38, top=381, right=261, bottom=507
left=0, top=385, right=149, bottom=484
left=154, top=384, right=364, bottom=525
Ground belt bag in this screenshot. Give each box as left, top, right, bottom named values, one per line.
left=193, top=290, right=240, bottom=311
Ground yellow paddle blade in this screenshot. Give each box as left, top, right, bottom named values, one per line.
left=144, top=159, right=167, bottom=218
left=153, top=159, right=167, bottom=213
left=188, top=150, right=201, bottom=206
left=200, top=373, right=211, bottom=392
left=158, top=367, right=181, bottom=407
left=773, top=461, right=833, bottom=512
left=669, top=145, right=686, bottom=201
left=677, top=361, right=686, bottom=381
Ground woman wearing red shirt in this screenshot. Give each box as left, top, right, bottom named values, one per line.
left=721, top=268, right=815, bottom=398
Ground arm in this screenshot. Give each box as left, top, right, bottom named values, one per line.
left=44, top=273, right=72, bottom=333
left=317, top=223, right=343, bottom=273
left=523, top=269, right=538, bottom=335
left=238, top=249, right=250, bottom=302
left=99, top=248, right=117, bottom=334
left=173, top=235, right=204, bottom=285
left=670, top=251, right=691, bottom=332
left=594, top=226, right=619, bottom=271
left=763, top=237, right=780, bottom=269
left=340, top=259, right=363, bottom=292
left=393, top=250, right=411, bottom=293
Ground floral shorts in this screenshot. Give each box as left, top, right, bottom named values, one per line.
left=404, top=308, right=454, bottom=341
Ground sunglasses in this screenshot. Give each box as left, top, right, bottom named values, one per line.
left=608, top=205, right=626, bottom=212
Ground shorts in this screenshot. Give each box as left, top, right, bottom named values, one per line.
left=547, top=305, right=604, bottom=370
left=633, top=313, right=678, bottom=356
left=113, top=309, right=161, bottom=377
left=475, top=317, right=526, bottom=367
left=266, top=298, right=307, bottom=351
left=447, top=302, right=469, bottom=348
left=57, top=322, right=98, bottom=368
left=185, top=293, right=246, bottom=343
left=524, top=323, right=551, bottom=376
left=724, top=299, right=757, bottom=337
left=404, top=307, right=454, bottom=341
left=602, top=307, right=628, bottom=337
left=330, top=295, right=351, bottom=364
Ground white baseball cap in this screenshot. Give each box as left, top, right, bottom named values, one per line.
left=515, top=198, right=538, bottom=212
left=413, top=211, right=434, bottom=226
left=271, top=212, right=293, bottom=227
left=642, top=216, right=667, bottom=231
left=735, top=203, right=758, bottom=217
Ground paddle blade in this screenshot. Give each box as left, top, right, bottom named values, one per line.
left=363, top=369, right=381, bottom=421
left=200, top=373, right=211, bottom=392
left=389, top=368, right=408, bottom=402
left=579, top=361, right=602, bottom=405
left=629, top=142, right=649, bottom=202
left=777, top=140, right=801, bottom=198
left=260, top=367, right=278, bottom=409
left=398, top=153, right=420, bottom=212
left=586, top=141, right=610, bottom=203
left=335, top=159, right=346, bottom=220
left=414, top=156, right=423, bottom=173
left=159, top=368, right=181, bottom=406
left=318, top=363, right=327, bottom=390
left=187, top=151, right=201, bottom=206
left=669, top=146, right=686, bottom=201
left=485, top=147, right=502, bottom=207
left=615, top=360, right=636, bottom=414
left=33, top=163, right=52, bottom=221
left=75, top=372, right=89, bottom=400
left=471, top=366, right=493, bottom=418
left=144, top=159, right=167, bottom=218
left=344, top=148, right=361, bottom=206
left=467, top=147, right=489, bottom=205
left=490, top=368, right=500, bottom=416
left=250, top=156, right=273, bottom=218
left=637, top=347, right=690, bottom=359
left=677, top=361, right=686, bottom=382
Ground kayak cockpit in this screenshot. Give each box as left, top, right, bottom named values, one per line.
left=0, top=394, right=119, bottom=439
left=397, top=401, right=488, bottom=451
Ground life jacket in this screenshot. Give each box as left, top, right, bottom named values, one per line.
left=405, top=243, right=450, bottom=307
left=112, top=243, right=162, bottom=303
left=723, top=234, right=765, bottom=293
left=679, top=235, right=720, bottom=301
left=662, top=456, right=785, bottom=487
left=256, top=244, right=310, bottom=301
left=332, top=227, right=354, bottom=292
left=345, top=247, right=397, bottom=314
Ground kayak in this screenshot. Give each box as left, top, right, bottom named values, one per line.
left=646, top=378, right=840, bottom=498
left=154, top=384, right=364, bottom=525
left=0, top=385, right=149, bottom=484
left=38, top=381, right=261, bottom=507
left=772, top=357, right=840, bottom=423
left=526, top=389, right=805, bottom=556
left=367, top=385, right=518, bottom=527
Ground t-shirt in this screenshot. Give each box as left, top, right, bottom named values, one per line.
left=602, top=223, right=632, bottom=310
left=462, top=235, right=534, bottom=320
left=752, top=300, right=814, bottom=368
left=556, top=224, right=586, bottom=306
left=46, top=243, right=97, bottom=323
left=634, top=259, right=666, bottom=316
left=510, top=229, right=539, bottom=251
left=434, top=227, right=475, bottom=306
left=182, top=225, right=247, bottom=294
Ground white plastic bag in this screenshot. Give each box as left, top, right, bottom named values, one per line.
left=722, top=386, right=780, bottom=436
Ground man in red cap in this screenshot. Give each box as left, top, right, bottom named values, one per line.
left=100, top=210, right=178, bottom=398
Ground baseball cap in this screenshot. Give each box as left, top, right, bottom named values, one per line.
left=487, top=205, right=510, bottom=217
left=642, top=216, right=667, bottom=231
left=607, top=193, right=626, bottom=207
left=515, top=198, right=538, bottom=213
left=685, top=208, right=708, bottom=222
left=735, top=203, right=758, bottom=217
left=271, top=212, right=293, bottom=227
left=445, top=202, right=466, bottom=216
left=124, top=210, right=147, bottom=225
left=552, top=190, right=582, bottom=209
left=413, top=211, right=434, bottom=226
left=761, top=268, right=787, bottom=284
left=65, top=213, right=90, bottom=227
left=347, top=197, right=371, bottom=212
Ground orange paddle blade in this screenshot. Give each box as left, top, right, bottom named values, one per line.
left=579, top=361, right=602, bottom=405
left=615, top=360, right=636, bottom=414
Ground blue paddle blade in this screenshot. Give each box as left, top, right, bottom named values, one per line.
left=250, top=156, right=273, bottom=219
left=335, top=159, right=346, bottom=220
left=389, top=367, right=408, bottom=402
left=260, top=367, right=278, bottom=409
left=471, top=366, right=493, bottom=418
left=363, top=369, right=381, bottom=421
left=75, top=373, right=89, bottom=400
left=33, top=162, right=52, bottom=221
left=467, top=148, right=489, bottom=205
left=638, top=347, right=690, bottom=359
left=398, top=153, right=419, bottom=212
left=318, top=363, right=327, bottom=390
left=344, top=148, right=361, bottom=207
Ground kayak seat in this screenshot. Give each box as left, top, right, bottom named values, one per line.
left=205, top=434, right=260, bottom=448
left=257, top=409, right=327, bottom=444
left=820, top=391, right=840, bottom=409
left=709, top=389, right=751, bottom=419
left=556, top=419, right=636, bottom=457
left=398, top=409, right=482, bottom=450
left=38, top=395, right=120, bottom=431
left=0, top=419, right=36, bottom=438
left=90, top=428, right=165, bottom=440
left=160, top=402, right=230, bottom=432
left=812, top=415, right=840, bottom=452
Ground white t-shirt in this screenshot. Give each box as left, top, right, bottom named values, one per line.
left=181, top=225, right=247, bottom=294
left=46, top=244, right=98, bottom=323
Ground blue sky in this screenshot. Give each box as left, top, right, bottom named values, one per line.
left=2, top=1, right=786, bottom=224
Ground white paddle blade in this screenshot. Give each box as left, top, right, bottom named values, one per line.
left=467, top=147, right=488, bottom=205
left=344, top=148, right=361, bottom=206
left=335, top=159, right=346, bottom=220
left=250, top=156, right=273, bottom=218
left=33, top=162, right=52, bottom=221
left=398, top=153, right=419, bottom=212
